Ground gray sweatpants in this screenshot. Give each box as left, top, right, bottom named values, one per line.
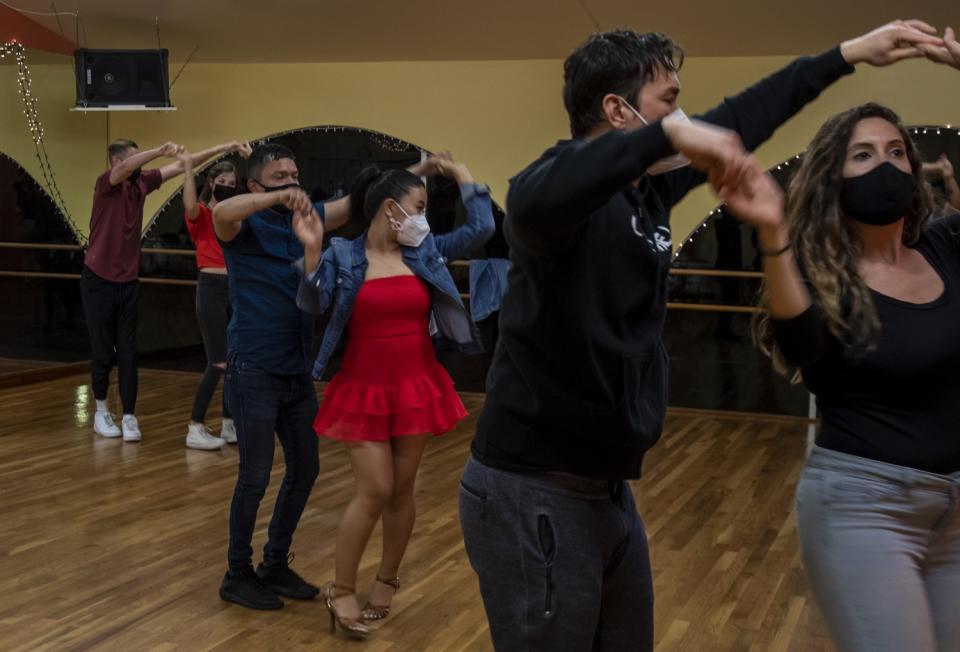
left=458, top=455, right=653, bottom=652
left=796, top=445, right=960, bottom=652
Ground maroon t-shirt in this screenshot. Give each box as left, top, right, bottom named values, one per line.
left=83, top=168, right=163, bottom=282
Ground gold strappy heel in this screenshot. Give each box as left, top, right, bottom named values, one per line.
left=324, top=583, right=370, bottom=640
left=361, top=575, right=400, bottom=621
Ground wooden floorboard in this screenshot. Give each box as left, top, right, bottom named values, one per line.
left=0, top=370, right=832, bottom=651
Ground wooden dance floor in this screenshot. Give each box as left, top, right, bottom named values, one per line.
left=0, top=369, right=832, bottom=651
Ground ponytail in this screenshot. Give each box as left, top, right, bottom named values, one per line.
left=349, top=165, right=424, bottom=229
left=348, top=165, right=384, bottom=227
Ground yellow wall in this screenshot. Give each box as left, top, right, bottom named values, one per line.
left=106, top=59, right=568, bottom=232
left=1, top=59, right=106, bottom=240
left=6, top=52, right=960, bottom=246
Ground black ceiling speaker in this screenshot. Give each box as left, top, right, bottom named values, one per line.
left=74, top=49, right=171, bottom=108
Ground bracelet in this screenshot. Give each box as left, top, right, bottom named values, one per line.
left=760, top=241, right=792, bottom=257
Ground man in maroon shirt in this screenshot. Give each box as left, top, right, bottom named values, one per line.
left=83, top=137, right=250, bottom=442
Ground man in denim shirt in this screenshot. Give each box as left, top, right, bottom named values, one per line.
left=212, top=144, right=351, bottom=609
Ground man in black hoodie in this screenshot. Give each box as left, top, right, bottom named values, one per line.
left=459, top=20, right=942, bottom=651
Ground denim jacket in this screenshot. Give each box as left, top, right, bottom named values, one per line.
left=468, top=257, right=512, bottom=322
left=297, top=182, right=496, bottom=379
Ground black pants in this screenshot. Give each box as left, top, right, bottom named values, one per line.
left=196, top=271, right=230, bottom=364
left=81, top=265, right=139, bottom=414
left=226, top=359, right=319, bottom=570
left=459, top=456, right=653, bottom=651
left=191, top=272, right=232, bottom=422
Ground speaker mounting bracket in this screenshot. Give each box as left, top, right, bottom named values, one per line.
left=69, top=106, right=178, bottom=112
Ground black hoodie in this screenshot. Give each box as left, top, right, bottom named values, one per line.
left=471, top=47, right=854, bottom=479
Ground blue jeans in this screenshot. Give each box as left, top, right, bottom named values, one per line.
left=797, top=445, right=960, bottom=652
left=459, top=455, right=653, bottom=651
left=226, top=359, right=319, bottom=570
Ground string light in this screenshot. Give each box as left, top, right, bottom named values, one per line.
left=1, top=40, right=83, bottom=242
left=909, top=125, right=960, bottom=137
left=250, top=126, right=414, bottom=153
left=370, top=132, right=415, bottom=153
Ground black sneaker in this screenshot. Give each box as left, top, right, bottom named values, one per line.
left=256, top=554, right=319, bottom=600
left=219, top=566, right=284, bottom=610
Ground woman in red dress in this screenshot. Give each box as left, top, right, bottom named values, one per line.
left=293, top=155, right=495, bottom=639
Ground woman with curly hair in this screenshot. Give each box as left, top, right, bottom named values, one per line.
left=717, top=33, right=960, bottom=647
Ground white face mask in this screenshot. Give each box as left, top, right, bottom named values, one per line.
left=390, top=202, right=431, bottom=247
left=619, top=98, right=691, bottom=175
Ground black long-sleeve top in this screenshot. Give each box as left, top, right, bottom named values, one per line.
left=773, top=214, right=960, bottom=474
left=472, top=47, right=855, bottom=479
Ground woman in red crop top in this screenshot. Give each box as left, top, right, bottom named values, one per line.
left=181, top=145, right=251, bottom=450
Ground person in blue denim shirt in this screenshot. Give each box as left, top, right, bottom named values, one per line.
left=293, top=156, right=494, bottom=638
left=211, top=143, right=350, bottom=611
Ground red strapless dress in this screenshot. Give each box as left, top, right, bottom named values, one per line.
left=313, top=275, right=467, bottom=441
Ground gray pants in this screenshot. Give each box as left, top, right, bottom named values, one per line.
left=797, top=445, right=960, bottom=652
left=458, top=455, right=653, bottom=651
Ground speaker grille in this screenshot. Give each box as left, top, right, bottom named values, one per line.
left=74, top=49, right=171, bottom=108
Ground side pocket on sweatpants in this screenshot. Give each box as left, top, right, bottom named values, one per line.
left=537, top=514, right=557, bottom=617
left=459, top=479, right=487, bottom=519
left=458, top=478, right=488, bottom=573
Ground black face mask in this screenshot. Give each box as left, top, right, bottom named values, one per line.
left=212, top=184, right=236, bottom=202
left=840, top=162, right=916, bottom=226
left=128, top=167, right=142, bottom=182
left=255, top=180, right=299, bottom=213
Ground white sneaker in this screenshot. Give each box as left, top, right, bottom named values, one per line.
left=186, top=422, right=224, bottom=450
left=122, top=415, right=142, bottom=442
left=94, top=411, right=121, bottom=438
left=220, top=418, right=237, bottom=444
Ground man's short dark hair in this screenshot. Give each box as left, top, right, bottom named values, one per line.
left=107, top=138, right=138, bottom=159
left=563, top=30, right=684, bottom=138
left=247, top=143, right=296, bottom=181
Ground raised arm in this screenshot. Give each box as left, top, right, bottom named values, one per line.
left=944, top=167, right=960, bottom=214
left=109, top=142, right=182, bottom=186
left=180, top=150, right=200, bottom=221
left=292, top=204, right=333, bottom=315
left=717, top=167, right=809, bottom=318
left=213, top=187, right=307, bottom=242
left=659, top=20, right=943, bottom=206
left=923, top=155, right=960, bottom=213
left=160, top=141, right=252, bottom=183
left=920, top=28, right=960, bottom=213
left=506, top=123, right=678, bottom=253
left=508, top=118, right=750, bottom=255
left=291, top=198, right=326, bottom=276
left=432, top=160, right=496, bottom=260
